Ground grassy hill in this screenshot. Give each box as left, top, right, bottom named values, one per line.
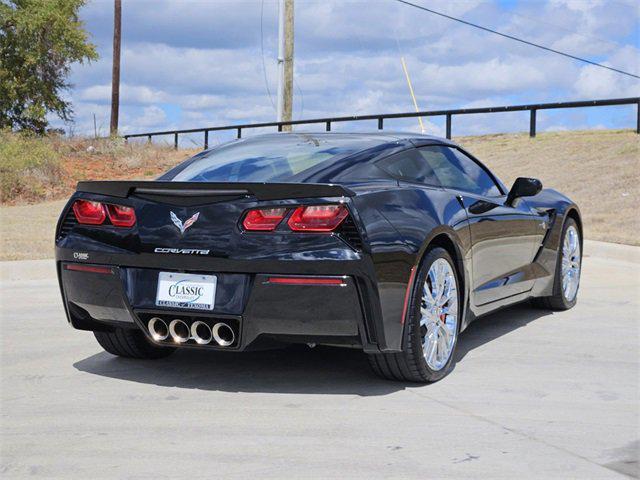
left=0, top=129, right=638, bottom=260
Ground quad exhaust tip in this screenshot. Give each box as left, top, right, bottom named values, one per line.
left=147, top=317, right=235, bottom=347
left=148, top=317, right=169, bottom=341
left=212, top=322, right=235, bottom=347
left=190, top=321, right=213, bottom=345
left=169, top=319, right=190, bottom=343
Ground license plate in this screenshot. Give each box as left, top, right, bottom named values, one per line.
left=155, top=272, right=217, bottom=311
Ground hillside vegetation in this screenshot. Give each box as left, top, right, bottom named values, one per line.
left=0, top=129, right=638, bottom=260
left=0, top=131, right=198, bottom=203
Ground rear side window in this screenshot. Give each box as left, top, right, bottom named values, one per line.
left=377, top=149, right=440, bottom=186
left=417, top=146, right=502, bottom=197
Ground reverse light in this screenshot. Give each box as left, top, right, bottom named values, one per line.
left=243, top=208, right=287, bottom=231
left=106, top=204, right=136, bottom=227
left=287, top=205, right=349, bottom=232
left=72, top=200, right=106, bottom=225
left=64, top=264, right=113, bottom=274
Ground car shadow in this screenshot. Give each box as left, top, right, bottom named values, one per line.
left=73, top=303, right=554, bottom=396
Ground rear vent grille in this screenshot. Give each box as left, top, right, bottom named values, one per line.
left=338, top=216, right=363, bottom=251
left=57, top=209, right=77, bottom=240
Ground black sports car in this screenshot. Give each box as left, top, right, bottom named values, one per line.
left=55, top=132, right=582, bottom=382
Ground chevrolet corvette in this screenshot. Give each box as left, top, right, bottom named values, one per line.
left=55, top=132, right=582, bottom=382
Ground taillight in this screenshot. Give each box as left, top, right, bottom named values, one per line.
left=242, top=208, right=287, bottom=231
left=72, top=200, right=136, bottom=227
left=287, top=205, right=349, bottom=232
left=72, top=200, right=106, bottom=225
left=106, top=204, right=136, bottom=227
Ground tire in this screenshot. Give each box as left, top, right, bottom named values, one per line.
left=94, top=328, right=176, bottom=359
left=367, top=247, right=461, bottom=383
left=533, top=217, right=581, bottom=311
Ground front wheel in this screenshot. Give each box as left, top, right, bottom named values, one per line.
left=367, top=247, right=461, bottom=383
left=533, top=217, right=582, bottom=310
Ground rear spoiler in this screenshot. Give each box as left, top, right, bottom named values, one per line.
left=75, top=181, right=355, bottom=201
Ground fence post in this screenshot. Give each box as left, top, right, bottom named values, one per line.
left=147, top=135, right=152, bottom=144
left=278, top=124, right=283, bottom=132
left=446, top=114, right=452, bottom=139
left=123, top=136, right=128, bottom=145
left=174, top=132, right=178, bottom=150
left=529, top=109, right=537, bottom=137
left=237, top=127, right=242, bottom=139
left=204, top=130, right=209, bottom=150
left=326, top=121, right=331, bottom=132
left=378, top=118, right=383, bottom=130
left=636, top=100, right=640, bottom=134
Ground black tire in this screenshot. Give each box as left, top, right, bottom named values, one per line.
left=367, top=247, right=461, bottom=383
left=94, top=328, right=176, bottom=359
left=532, top=217, right=581, bottom=311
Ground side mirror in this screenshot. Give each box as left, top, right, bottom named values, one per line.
left=506, top=177, right=542, bottom=205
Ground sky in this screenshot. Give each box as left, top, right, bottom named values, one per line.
left=53, top=0, right=640, bottom=145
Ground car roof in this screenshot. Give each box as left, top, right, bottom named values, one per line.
left=236, top=131, right=454, bottom=147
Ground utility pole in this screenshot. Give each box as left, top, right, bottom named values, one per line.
left=277, top=0, right=294, bottom=131
left=110, top=0, right=122, bottom=136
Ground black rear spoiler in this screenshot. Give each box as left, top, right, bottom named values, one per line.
left=75, top=181, right=355, bottom=201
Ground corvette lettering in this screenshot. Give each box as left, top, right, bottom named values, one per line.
left=154, top=247, right=210, bottom=255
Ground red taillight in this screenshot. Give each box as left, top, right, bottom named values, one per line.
left=72, top=200, right=136, bottom=227
left=106, top=204, right=136, bottom=227
left=243, top=208, right=287, bottom=231
left=72, top=200, right=106, bottom=225
left=267, top=276, right=346, bottom=286
left=287, top=205, right=349, bottom=232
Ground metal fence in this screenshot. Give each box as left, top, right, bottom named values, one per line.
left=123, top=97, right=640, bottom=150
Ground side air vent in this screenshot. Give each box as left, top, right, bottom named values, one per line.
left=57, top=208, right=77, bottom=240
left=337, top=216, right=363, bottom=251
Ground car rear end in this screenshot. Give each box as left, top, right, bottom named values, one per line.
left=55, top=181, right=377, bottom=353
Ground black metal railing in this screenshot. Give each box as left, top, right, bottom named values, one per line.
left=123, top=97, right=640, bottom=149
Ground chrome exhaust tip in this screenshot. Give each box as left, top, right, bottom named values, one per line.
left=168, top=319, right=190, bottom=343
left=147, top=317, right=169, bottom=341
left=190, top=321, right=213, bottom=345
left=212, top=322, right=235, bottom=347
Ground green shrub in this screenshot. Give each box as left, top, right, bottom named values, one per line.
left=0, top=130, right=62, bottom=202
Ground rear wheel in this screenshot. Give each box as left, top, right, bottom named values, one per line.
left=367, top=247, right=461, bottom=383
left=94, top=328, right=176, bottom=359
left=533, top=217, right=581, bottom=310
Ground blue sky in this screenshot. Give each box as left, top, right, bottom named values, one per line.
left=54, top=0, right=639, bottom=143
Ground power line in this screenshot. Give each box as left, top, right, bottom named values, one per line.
left=393, top=0, right=640, bottom=79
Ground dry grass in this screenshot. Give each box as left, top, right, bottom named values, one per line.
left=456, top=129, right=640, bottom=246
left=0, top=129, right=637, bottom=261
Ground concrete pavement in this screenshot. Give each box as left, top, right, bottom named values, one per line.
left=1, top=240, right=638, bottom=479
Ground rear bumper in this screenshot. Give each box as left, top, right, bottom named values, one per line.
left=58, top=260, right=368, bottom=351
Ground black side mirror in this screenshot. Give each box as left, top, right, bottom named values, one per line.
left=506, top=177, right=542, bottom=205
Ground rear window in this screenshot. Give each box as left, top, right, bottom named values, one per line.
left=165, top=134, right=379, bottom=183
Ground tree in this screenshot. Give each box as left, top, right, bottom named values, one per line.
left=0, top=0, right=97, bottom=133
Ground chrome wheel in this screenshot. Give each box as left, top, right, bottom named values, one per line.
left=420, top=258, right=458, bottom=371
left=561, top=225, right=581, bottom=302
